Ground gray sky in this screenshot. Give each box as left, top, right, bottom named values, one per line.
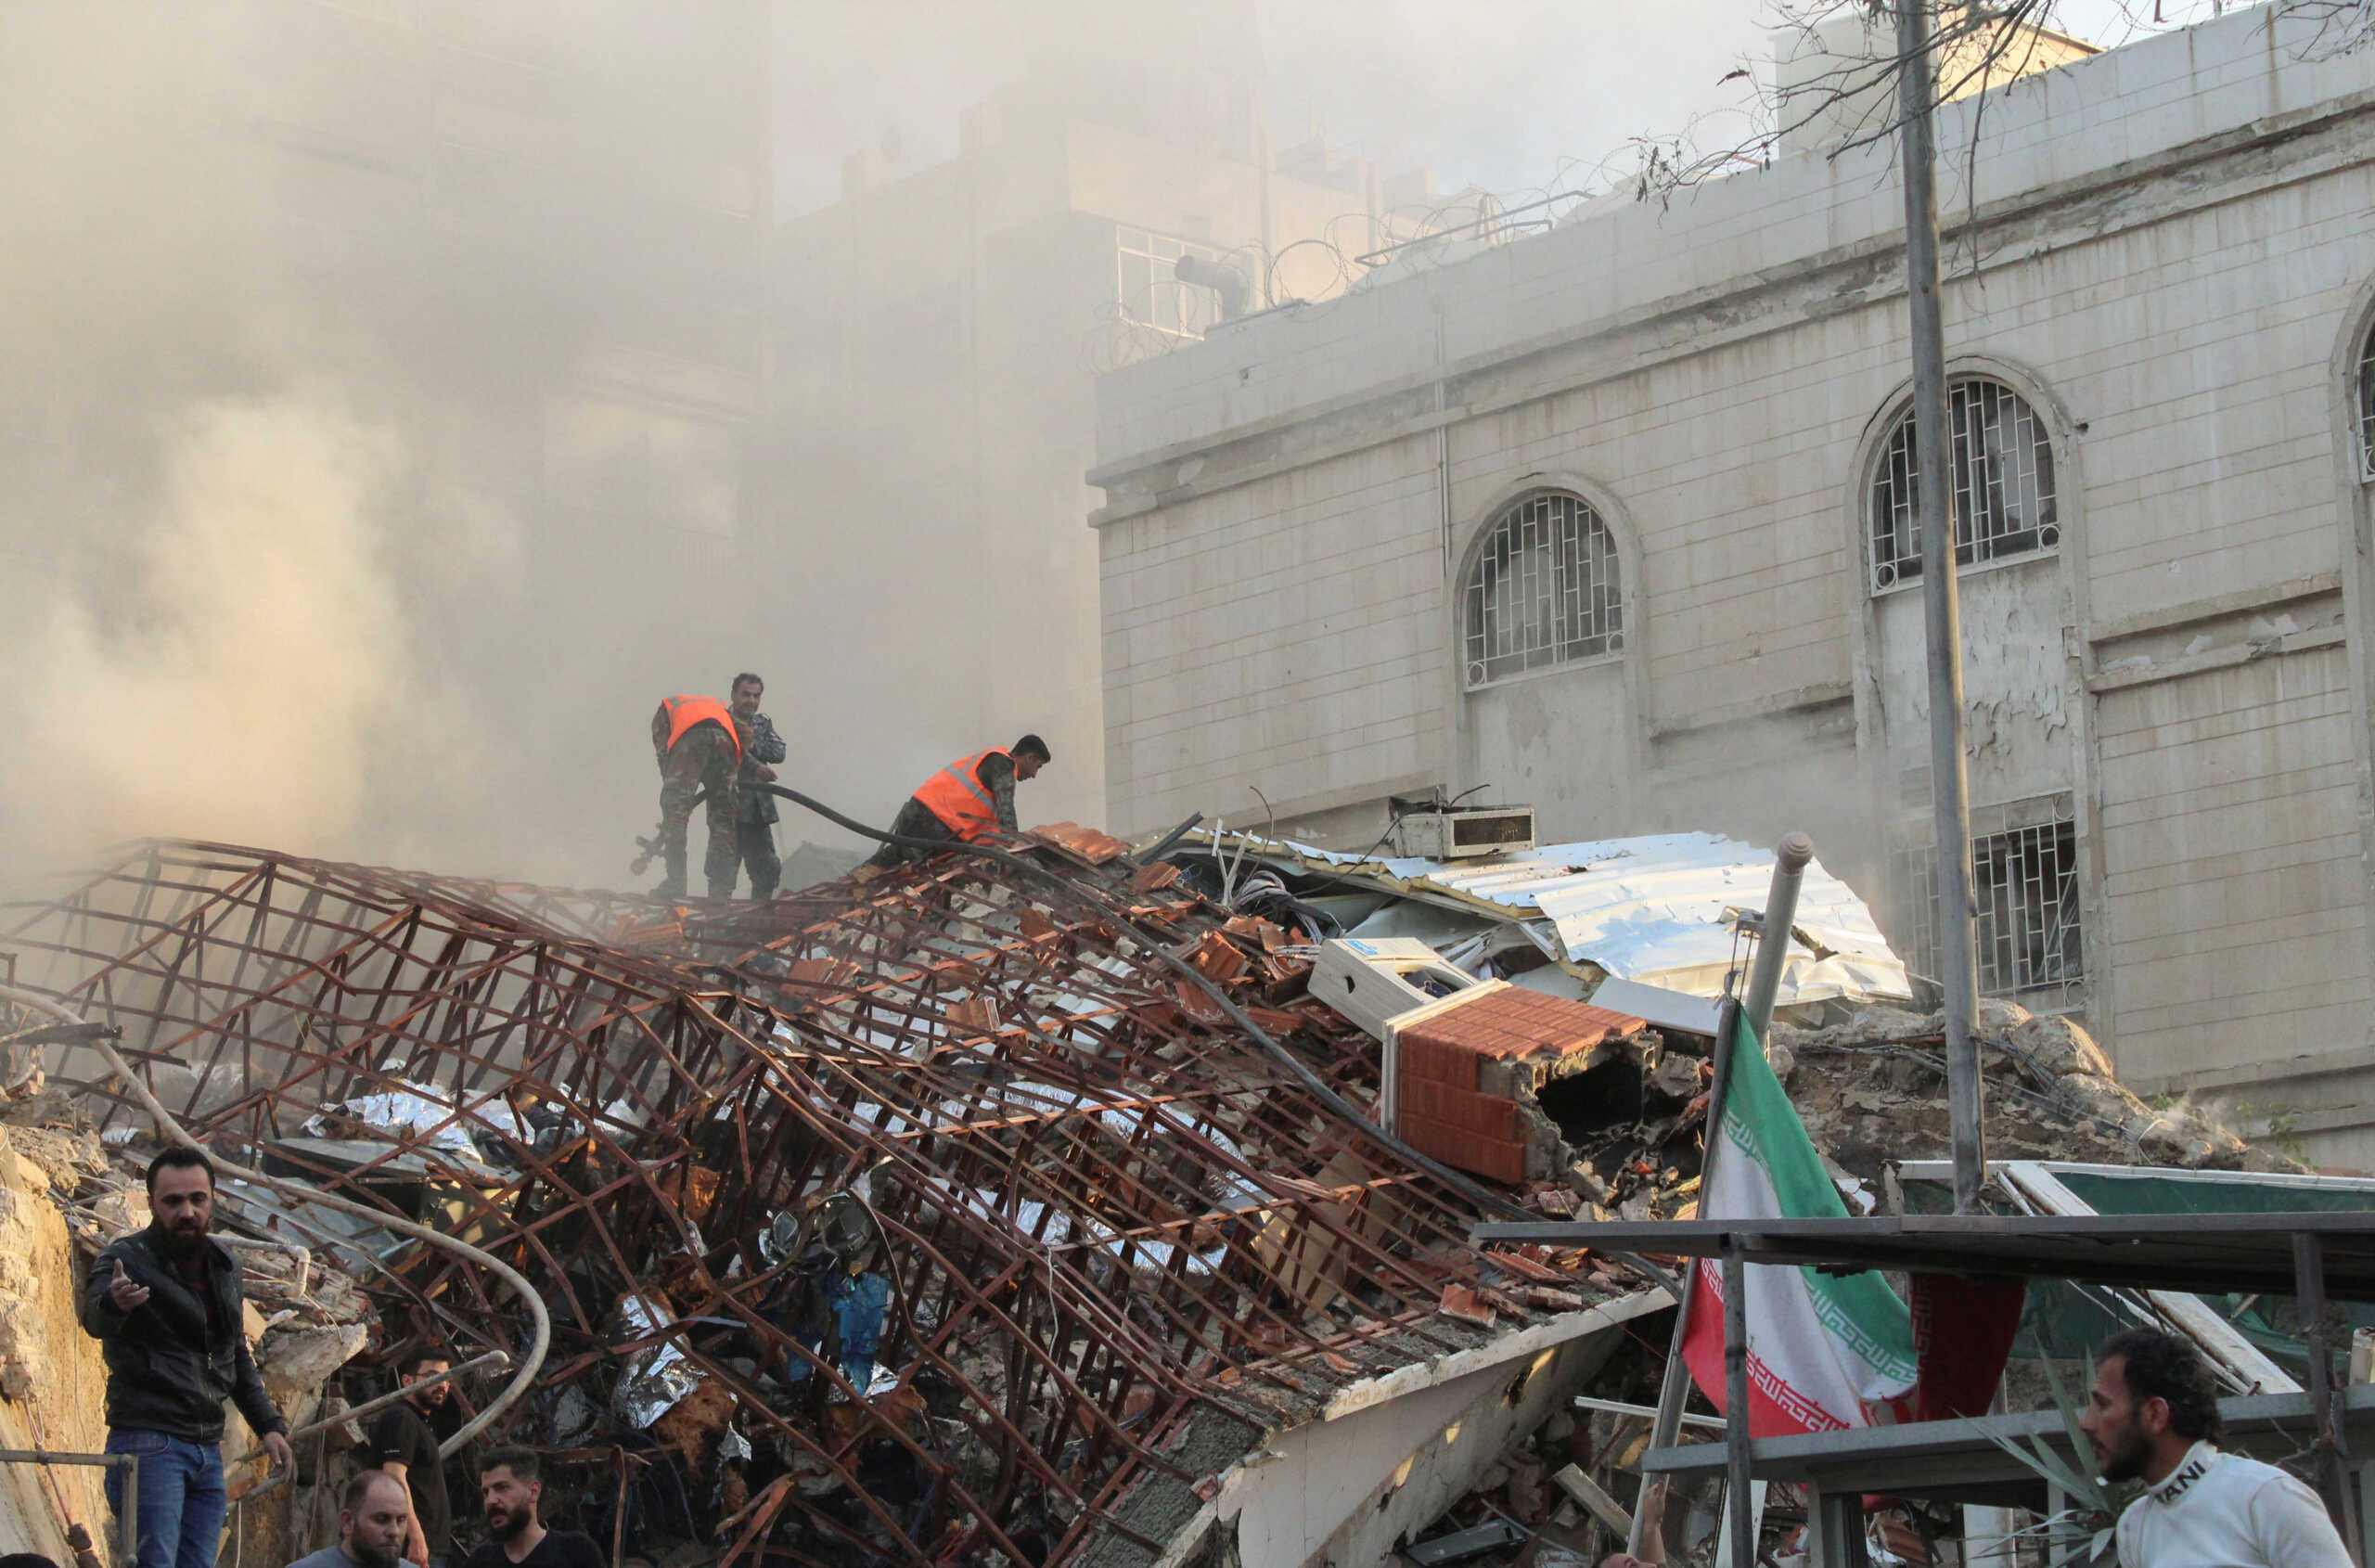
left=773, top=0, right=2242, bottom=216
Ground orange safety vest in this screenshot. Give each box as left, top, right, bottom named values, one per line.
left=656, top=695, right=743, bottom=765
left=913, top=748, right=1011, bottom=842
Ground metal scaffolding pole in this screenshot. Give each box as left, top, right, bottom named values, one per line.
left=1740, top=833, right=1815, bottom=1045
left=1894, top=0, right=1986, bottom=1215
left=1630, top=839, right=1806, bottom=1555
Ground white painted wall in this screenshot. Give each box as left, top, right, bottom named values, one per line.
left=1871, top=557, right=2079, bottom=808
left=1215, top=1294, right=1661, bottom=1568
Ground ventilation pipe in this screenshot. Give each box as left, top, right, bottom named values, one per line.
left=1175, top=254, right=1250, bottom=321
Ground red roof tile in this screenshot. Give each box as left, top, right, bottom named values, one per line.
left=944, top=996, right=1000, bottom=1035
left=1026, top=822, right=1132, bottom=864
left=1129, top=860, right=1183, bottom=893
left=1438, top=1284, right=1496, bottom=1327
left=1183, top=931, right=1250, bottom=985
left=1396, top=989, right=1646, bottom=1063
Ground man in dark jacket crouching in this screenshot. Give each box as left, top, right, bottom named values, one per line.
left=79, top=1147, right=294, bottom=1568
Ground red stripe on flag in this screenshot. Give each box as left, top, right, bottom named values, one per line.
left=1677, top=1257, right=1913, bottom=1438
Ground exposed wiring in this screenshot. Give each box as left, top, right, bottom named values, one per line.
left=1184, top=780, right=1498, bottom=903
left=1248, top=787, right=1279, bottom=848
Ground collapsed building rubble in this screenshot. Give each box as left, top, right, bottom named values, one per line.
left=1163, top=829, right=2267, bottom=1195
left=0, top=825, right=2295, bottom=1568
left=1138, top=829, right=2298, bottom=1566
left=0, top=835, right=1675, bottom=1567
left=1342, top=995, right=2297, bottom=1568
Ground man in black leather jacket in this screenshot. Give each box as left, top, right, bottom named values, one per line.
left=79, top=1148, right=292, bottom=1568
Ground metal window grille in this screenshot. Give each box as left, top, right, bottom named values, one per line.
left=1892, top=795, right=2084, bottom=1007
left=2358, top=319, right=2375, bottom=482
left=1869, top=378, right=2060, bottom=591
left=1116, top=227, right=1224, bottom=339
left=1462, top=492, right=1624, bottom=687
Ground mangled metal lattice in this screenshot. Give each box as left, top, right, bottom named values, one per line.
left=1, top=836, right=1622, bottom=1566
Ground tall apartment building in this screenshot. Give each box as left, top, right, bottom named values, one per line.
left=1089, top=7, right=2375, bottom=1163
left=765, top=50, right=1475, bottom=829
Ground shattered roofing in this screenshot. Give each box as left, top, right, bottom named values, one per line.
left=1189, top=829, right=1913, bottom=1006
left=0, top=838, right=1640, bottom=1568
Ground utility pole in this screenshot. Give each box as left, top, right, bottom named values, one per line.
left=1894, top=0, right=1986, bottom=1215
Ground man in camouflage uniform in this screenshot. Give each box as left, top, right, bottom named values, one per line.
left=650, top=696, right=742, bottom=901
left=865, top=736, right=1051, bottom=869
left=728, top=672, right=788, bottom=899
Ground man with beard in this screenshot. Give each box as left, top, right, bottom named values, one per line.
left=726, top=672, right=787, bottom=900
left=80, top=1148, right=294, bottom=1568
left=368, top=1351, right=456, bottom=1568
left=2081, top=1328, right=2351, bottom=1568
left=462, top=1450, right=602, bottom=1568
left=284, top=1472, right=419, bottom=1568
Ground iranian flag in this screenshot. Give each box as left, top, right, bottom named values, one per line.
left=1678, top=1014, right=1919, bottom=1436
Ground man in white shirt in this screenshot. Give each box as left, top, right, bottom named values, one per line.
left=2080, top=1328, right=2354, bottom=1568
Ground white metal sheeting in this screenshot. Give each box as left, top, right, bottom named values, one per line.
left=1193, top=829, right=1913, bottom=1007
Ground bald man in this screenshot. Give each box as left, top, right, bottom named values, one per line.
left=284, top=1471, right=419, bottom=1568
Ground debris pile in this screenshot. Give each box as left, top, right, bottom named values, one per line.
left=1170, top=829, right=1916, bottom=1010
left=0, top=829, right=2288, bottom=1568
left=1771, top=997, right=2266, bottom=1177
left=0, top=837, right=1656, bottom=1566
left=1379, top=999, right=2286, bottom=1568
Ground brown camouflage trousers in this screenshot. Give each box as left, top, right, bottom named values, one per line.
left=653, top=724, right=741, bottom=898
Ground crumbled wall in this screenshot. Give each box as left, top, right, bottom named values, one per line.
left=0, top=1119, right=378, bottom=1567
left=1772, top=998, right=2275, bottom=1177
left=0, top=1127, right=112, bottom=1562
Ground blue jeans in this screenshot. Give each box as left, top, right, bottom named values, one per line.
left=104, top=1429, right=226, bottom=1568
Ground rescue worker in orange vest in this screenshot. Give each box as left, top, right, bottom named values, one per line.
left=648, top=693, right=744, bottom=900
left=864, top=736, right=1051, bottom=869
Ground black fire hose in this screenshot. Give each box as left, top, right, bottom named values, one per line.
left=753, top=783, right=1684, bottom=1303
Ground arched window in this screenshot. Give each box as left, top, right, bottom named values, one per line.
left=1462, top=491, right=1623, bottom=688
left=2357, top=316, right=2375, bottom=481
left=1868, top=378, right=2060, bottom=592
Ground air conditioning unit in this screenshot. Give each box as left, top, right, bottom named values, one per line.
left=1312, top=937, right=1488, bottom=1040
left=1311, top=938, right=1509, bottom=1135
left=1388, top=804, right=1536, bottom=860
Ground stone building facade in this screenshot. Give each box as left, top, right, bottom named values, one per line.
left=1087, top=7, right=2375, bottom=1163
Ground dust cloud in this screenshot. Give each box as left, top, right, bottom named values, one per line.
left=0, top=1, right=763, bottom=892
left=0, top=0, right=2036, bottom=900
left=6, top=391, right=480, bottom=861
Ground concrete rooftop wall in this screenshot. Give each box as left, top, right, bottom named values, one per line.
left=1093, top=6, right=2372, bottom=470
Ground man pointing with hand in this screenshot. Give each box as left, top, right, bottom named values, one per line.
left=81, top=1147, right=293, bottom=1568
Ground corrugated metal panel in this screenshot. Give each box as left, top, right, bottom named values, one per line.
left=1193, top=829, right=1913, bottom=1006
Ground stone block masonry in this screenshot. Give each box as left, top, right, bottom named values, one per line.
left=1090, top=3, right=2375, bottom=1166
